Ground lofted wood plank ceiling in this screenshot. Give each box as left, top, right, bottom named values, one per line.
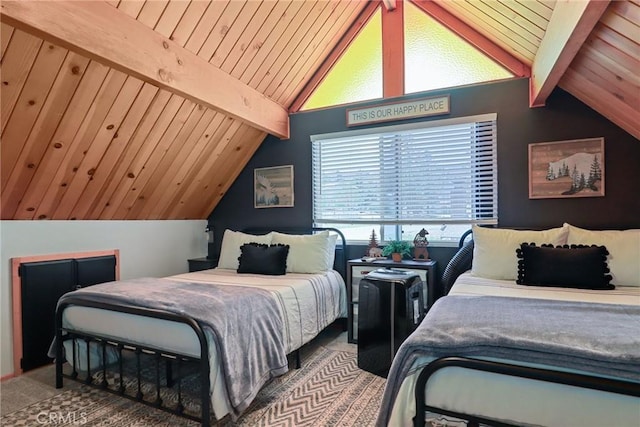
left=1, top=0, right=638, bottom=221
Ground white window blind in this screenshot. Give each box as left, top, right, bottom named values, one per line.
left=311, top=114, right=498, bottom=228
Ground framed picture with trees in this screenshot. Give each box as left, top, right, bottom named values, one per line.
left=254, top=165, right=294, bottom=208
left=528, top=137, right=604, bottom=199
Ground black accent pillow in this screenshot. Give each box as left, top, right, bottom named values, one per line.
left=516, top=243, right=614, bottom=290
left=237, top=243, right=289, bottom=275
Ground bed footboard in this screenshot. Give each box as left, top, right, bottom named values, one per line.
left=413, top=357, right=640, bottom=427
left=54, top=297, right=211, bottom=426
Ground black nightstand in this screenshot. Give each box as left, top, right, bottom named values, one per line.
left=347, top=258, right=437, bottom=344
left=188, top=257, right=217, bottom=272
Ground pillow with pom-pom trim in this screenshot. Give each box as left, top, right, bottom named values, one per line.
left=237, top=243, right=289, bottom=275
left=516, top=243, right=613, bottom=290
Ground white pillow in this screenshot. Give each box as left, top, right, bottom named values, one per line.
left=271, top=231, right=337, bottom=273
left=471, top=224, right=569, bottom=280
left=565, top=223, right=640, bottom=287
left=218, top=229, right=272, bottom=270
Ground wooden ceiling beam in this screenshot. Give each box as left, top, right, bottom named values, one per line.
left=529, top=0, right=610, bottom=107
left=382, top=0, right=397, bottom=12
left=0, top=0, right=290, bottom=139
left=383, top=0, right=404, bottom=98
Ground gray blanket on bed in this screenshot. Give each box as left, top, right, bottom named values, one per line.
left=377, top=295, right=640, bottom=427
left=55, top=277, right=288, bottom=418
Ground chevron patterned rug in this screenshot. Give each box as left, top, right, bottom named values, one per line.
left=1, top=346, right=386, bottom=426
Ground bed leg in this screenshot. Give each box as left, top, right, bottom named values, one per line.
left=55, top=357, right=63, bottom=388
left=201, top=358, right=211, bottom=427
left=55, top=326, right=63, bottom=389
left=295, top=350, right=301, bottom=369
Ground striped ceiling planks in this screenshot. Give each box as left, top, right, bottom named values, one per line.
left=273, top=1, right=364, bottom=106
left=1, top=0, right=369, bottom=220
left=559, top=0, right=639, bottom=140
left=434, top=0, right=555, bottom=64
left=0, top=23, right=14, bottom=59
left=429, top=0, right=638, bottom=138
left=5, top=52, right=92, bottom=219
left=1, top=0, right=638, bottom=221
left=0, top=29, right=42, bottom=135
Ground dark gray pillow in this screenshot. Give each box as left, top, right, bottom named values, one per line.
left=237, top=243, right=289, bottom=275
left=516, top=243, right=613, bottom=290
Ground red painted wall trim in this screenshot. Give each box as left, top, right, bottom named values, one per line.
left=382, top=0, right=405, bottom=98
left=1, top=373, right=16, bottom=381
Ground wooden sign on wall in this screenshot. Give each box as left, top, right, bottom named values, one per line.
left=346, top=95, right=450, bottom=126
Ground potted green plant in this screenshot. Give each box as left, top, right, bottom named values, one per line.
left=382, top=240, right=412, bottom=262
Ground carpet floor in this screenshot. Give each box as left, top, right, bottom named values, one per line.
left=1, top=329, right=386, bottom=426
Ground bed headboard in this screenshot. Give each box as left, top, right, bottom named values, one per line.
left=241, top=227, right=348, bottom=281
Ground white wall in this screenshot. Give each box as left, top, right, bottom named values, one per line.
left=0, top=220, right=208, bottom=377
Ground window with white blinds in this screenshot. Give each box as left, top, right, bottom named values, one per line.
left=311, top=114, right=497, bottom=242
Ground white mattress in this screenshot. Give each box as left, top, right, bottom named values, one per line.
left=62, top=268, right=347, bottom=419
left=387, top=273, right=640, bottom=427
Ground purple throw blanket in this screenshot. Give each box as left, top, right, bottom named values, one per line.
left=56, top=277, right=288, bottom=418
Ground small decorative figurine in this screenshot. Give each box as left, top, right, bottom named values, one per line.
left=413, top=228, right=430, bottom=261
left=366, top=229, right=383, bottom=258
left=369, top=247, right=383, bottom=258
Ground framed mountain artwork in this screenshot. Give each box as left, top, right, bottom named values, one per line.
left=529, top=137, right=604, bottom=199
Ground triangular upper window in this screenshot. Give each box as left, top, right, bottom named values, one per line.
left=300, top=1, right=515, bottom=111
left=404, top=1, right=513, bottom=94
left=302, top=8, right=383, bottom=111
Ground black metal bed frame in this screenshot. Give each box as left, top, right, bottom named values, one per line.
left=54, top=227, right=348, bottom=427
left=55, top=297, right=212, bottom=425
left=412, top=355, right=640, bottom=426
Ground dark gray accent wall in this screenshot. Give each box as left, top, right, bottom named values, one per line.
left=209, top=78, right=640, bottom=260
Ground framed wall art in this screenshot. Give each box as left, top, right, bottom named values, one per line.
left=528, top=137, right=604, bottom=199
left=254, top=165, right=294, bottom=208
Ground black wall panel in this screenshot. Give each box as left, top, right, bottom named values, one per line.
left=21, top=260, right=75, bottom=372
left=76, top=255, right=117, bottom=288
left=19, top=255, right=117, bottom=372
